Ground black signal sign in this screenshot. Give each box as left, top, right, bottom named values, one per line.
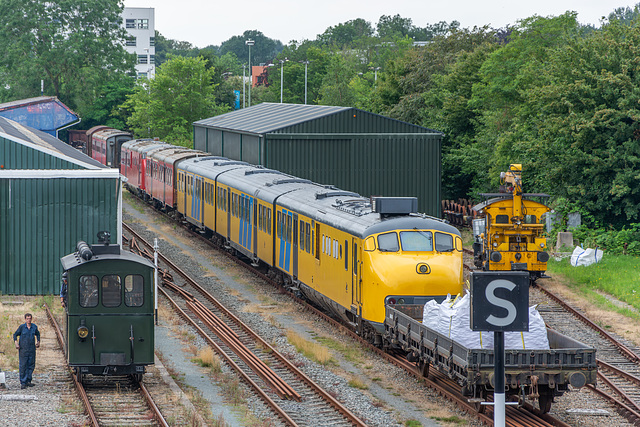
left=470, top=271, right=529, bottom=332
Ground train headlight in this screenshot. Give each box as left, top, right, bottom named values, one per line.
left=388, top=298, right=396, bottom=305
left=416, top=263, right=431, bottom=274
left=77, top=325, right=89, bottom=339
left=537, top=251, right=550, bottom=262
left=398, top=298, right=406, bottom=304
left=490, top=251, right=502, bottom=262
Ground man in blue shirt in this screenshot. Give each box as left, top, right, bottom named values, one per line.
left=13, top=313, right=40, bottom=389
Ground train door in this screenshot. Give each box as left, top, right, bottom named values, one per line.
left=253, top=200, right=258, bottom=260
left=352, top=239, right=361, bottom=308
left=292, top=213, right=298, bottom=278
left=226, top=189, right=231, bottom=240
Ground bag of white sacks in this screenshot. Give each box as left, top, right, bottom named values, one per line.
left=422, top=293, right=549, bottom=350
left=570, top=246, right=603, bottom=267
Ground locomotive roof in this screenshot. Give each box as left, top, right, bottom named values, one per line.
left=61, top=246, right=155, bottom=271
left=92, top=128, right=132, bottom=140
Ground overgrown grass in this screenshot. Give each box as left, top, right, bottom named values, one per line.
left=314, top=335, right=364, bottom=364
left=347, top=376, right=368, bottom=390
left=547, top=254, right=640, bottom=316
left=286, top=330, right=335, bottom=366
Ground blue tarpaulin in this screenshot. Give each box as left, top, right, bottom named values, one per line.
left=0, top=97, right=79, bottom=137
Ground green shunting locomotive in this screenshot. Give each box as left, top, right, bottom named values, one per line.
left=60, top=232, right=155, bottom=383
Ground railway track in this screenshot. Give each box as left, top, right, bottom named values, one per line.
left=531, top=284, right=640, bottom=425
left=124, top=222, right=368, bottom=427
left=44, top=303, right=169, bottom=427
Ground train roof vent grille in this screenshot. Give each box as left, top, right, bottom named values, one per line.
left=316, top=191, right=360, bottom=200
left=245, top=169, right=286, bottom=176
left=331, top=198, right=371, bottom=216
left=212, top=160, right=248, bottom=166
left=265, top=178, right=312, bottom=186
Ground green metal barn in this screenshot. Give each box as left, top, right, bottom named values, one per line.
left=0, top=117, right=122, bottom=295
left=193, top=103, right=443, bottom=216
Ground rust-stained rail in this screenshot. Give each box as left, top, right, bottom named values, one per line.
left=44, top=303, right=99, bottom=427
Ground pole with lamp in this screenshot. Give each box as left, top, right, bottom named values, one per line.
left=245, top=39, right=255, bottom=107
left=300, top=60, right=310, bottom=104
left=242, top=64, right=246, bottom=108
left=279, top=58, right=288, bottom=103
left=370, top=66, right=381, bottom=84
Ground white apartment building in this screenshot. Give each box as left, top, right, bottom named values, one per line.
left=123, top=7, right=156, bottom=79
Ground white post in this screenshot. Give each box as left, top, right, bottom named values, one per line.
left=154, top=238, right=158, bottom=325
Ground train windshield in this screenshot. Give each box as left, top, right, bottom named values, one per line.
left=434, top=232, right=455, bottom=252
left=399, top=231, right=433, bottom=251
left=377, top=232, right=400, bottom=252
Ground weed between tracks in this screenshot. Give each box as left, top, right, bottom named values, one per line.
left=286, top=330, right=335, bottom=365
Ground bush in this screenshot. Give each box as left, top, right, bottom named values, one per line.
left=565, top=223, right=640, bottom=255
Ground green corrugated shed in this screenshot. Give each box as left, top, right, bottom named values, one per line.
left=0, top=116, right=122, bottom=295
left=193, top=103, right=442, bottom=216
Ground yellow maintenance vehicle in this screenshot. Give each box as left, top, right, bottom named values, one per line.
left=472, top=164, right=552, bottom=282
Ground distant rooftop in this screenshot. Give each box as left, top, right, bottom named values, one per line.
left=0, top=96, right=80, bottom=137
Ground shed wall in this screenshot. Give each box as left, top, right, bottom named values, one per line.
left=0, top=135, right=82, bottom=169
left=265, top=134, right=441, bottom=216
left=0, top=177, right=121, bottom=295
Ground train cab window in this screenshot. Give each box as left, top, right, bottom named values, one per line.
left=102, top=275, right=122, bottom=307
left=400, top=231, right=433, bottom=251
left=496, top=214, right=509, bottom=224
left=525, top=215, right=537, bottom=224
left=364, top=236, right=376, bottom=251
left=377, top=232, right=399, bottom=252
left=78, top=275, right=99, bottom=308
left=124, top=275, right=144, bottom=307
left=434, top=232, right=455, bottom=252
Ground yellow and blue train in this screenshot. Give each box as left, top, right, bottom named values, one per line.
left=120, top=139, right=464, bottom=342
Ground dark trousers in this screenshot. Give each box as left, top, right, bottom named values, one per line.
left=19, top=351, right=35, bottom=385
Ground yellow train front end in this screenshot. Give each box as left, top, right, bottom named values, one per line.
left=360, top=222, right=464, bottom=331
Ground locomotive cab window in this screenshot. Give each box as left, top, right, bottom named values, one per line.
left=434, top=232, right=455, bottom=252
left=377, top=232, right=399, bottom=252
left=79, top=275, right=99, bottom=308
left=400, top=231, right=433, bottom=251
left=496, top=214, right=509, bottom=224
left=102, top=275, right=122, bottom=307
left=125, top=275, right=144, bottom=307
left=525, top=215, right=538, bottom=224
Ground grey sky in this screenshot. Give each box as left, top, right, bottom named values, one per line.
left=125, top=0, right=636, bottom=48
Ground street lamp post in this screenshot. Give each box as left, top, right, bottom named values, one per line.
left=242, top=64, right=246, bottom=108
left=300, top=60, right=310, bottom=104
left=370, top=66, right=381, bottom=83
left=279, top=58, right=288, bottom=103
left=246, top=39, right=255, bottom=107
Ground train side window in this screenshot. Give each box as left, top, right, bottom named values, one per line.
left=377, top=233, right=399, bottom=252
left=299, top=220, right=304, bottom=249
left=455, top=236, right=463, bottom=251
left=365, top=237, right=376, bottom=252
left=286, top=214, right=292, bottom=243
left=267, top=208, right=272, bottom=235
left=496, top=214, right=509, bottom=224
left=305, top=223, right=311, bottom=253
left=314, top=223, right=320, bottom=259
left=435, top=232, right=454, bottom=252
left=102, top=275, right=122, bottom=307
left=344, top=240, right=348, bottom=270
left=125, top=275, right=144, bottom=307
left=78, top=275, right=98, bottom=308
left=353, top=242, right=358, bottom=274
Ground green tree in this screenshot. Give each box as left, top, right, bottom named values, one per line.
left=0, top=0, right=134, bottom=110
left=218, top=30, right=283, bottom=66
left=125, top=56, right=229, bottom=146
left=317, top=19, right=374, bottom=47
left=502, top=18, right=640, bottom=225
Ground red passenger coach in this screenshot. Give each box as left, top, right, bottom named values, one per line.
left=91, top=128, right=132, bottom=168
left=121, top=139, right=170, bottom=195
left=148, top=148, right=207, bottom=209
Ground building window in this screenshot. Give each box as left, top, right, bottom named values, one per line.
left=150, top=37, right=155, bottom=46
left=150, top=55, right=155, bottom=64
left=137, top=19, right=149, bottom=29
left=126, top=36, right=136, bottom=46
left=126, top=19, right=136, bottom=29
left=138, top=55, right=148, bottom=64
left=137, top=72, right=147, bottom=79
